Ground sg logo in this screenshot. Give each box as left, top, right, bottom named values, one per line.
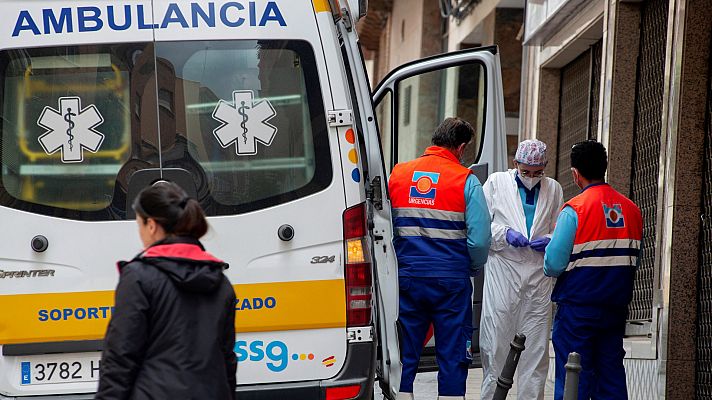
left=234, top=340, right=289, bottom=372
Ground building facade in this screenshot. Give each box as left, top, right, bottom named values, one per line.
left=359, top=0, right=712, bottom=398
left=520, top=0, right=712, bottom=398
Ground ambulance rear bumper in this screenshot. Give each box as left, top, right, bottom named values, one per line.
left=0, top=341, right=376, bottom=400
left=236, top=341, right=377, bottom=400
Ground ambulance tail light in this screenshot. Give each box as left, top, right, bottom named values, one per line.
left=343, top=203, right=372, bottom=327
left=325, top=384, right=361, bottom=400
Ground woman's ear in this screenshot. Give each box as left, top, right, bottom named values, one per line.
left=147, top=218, right=158, bottom=235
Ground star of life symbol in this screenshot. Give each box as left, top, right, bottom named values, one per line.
left=212, top=90, right=278, bottom=156
left=37, top=96, right=105, bottom=163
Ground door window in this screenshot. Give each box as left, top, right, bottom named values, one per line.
left=375, top=90, right=392, bottom=175
left=0, top=44, right=158, bottom=220
left=0, top=40, right=330, bottom=220
left=396, top=63, right=486, bottom=165
left=153, top=40, right=331, bottom=216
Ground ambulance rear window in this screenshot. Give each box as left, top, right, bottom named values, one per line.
left=0, top=44, right=147, bottom=219
left=154, top=40, right=331, bottom=216
left=0, top=40, right=330, bottom=220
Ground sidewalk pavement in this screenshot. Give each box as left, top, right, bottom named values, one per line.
left=376, top=369, right=556, bottom=399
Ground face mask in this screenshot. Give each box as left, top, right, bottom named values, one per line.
left=519, top=175, right=542, bottom=190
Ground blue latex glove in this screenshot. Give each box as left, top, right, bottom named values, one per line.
left=506, top=229, right=529, bottom=248
left=530, top=237, right=551, bottom=252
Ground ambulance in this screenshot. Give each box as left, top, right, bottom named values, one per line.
left=0, top=0, right=507, bottom=399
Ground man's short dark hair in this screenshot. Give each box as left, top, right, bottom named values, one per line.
left=431, top=117, right=475, bottom=149
left=571, top=140, right=607, bottom=181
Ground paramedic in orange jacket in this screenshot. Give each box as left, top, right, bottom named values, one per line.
left=544, top=140, right=642, bottom=400
left=389, top=117, right=491, bottom=400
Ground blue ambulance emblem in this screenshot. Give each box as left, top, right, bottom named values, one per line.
left=603, top=204, right=625, bottom=228
left=409, top=171, right=440, bottom=199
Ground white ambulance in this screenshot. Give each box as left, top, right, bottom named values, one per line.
left=0, top=0, right=507, bottom=399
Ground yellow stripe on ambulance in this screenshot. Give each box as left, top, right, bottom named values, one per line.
left=0, top=280, right=346, bottom=345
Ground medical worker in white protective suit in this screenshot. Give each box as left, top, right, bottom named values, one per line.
left=480, top=140, right=564, bottom=400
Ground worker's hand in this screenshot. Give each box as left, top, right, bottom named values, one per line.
left=506, top=229, right=529, bottom=248
left=530, top=237, right=551, bottom=252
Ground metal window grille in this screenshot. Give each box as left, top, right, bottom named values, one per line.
left=628, top=0, right=668, bottom=322
left=695, top=39, right=712, bottom=400
left=556, top=39, right=602, bottom=201
left=589, top=40, right=603, bottom=137
left=557, top=51, right=591, bottom=200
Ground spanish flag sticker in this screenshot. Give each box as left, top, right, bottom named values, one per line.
left=322, top=355, right=336, bottom=367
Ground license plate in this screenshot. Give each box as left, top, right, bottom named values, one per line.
left=20, top=358, right=101, bottom=385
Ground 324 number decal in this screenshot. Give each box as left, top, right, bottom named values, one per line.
left=34, top=362, right=82, bottom=381
left=311, top=255, right=336, bottom=264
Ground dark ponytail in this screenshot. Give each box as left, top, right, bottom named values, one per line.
left=132, top=182, right=208, bottom=239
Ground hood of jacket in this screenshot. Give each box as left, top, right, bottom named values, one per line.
left=119, top=237, right=229, bottom=293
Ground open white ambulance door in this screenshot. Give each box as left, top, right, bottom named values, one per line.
left=371, top=46, right=508, bottom=375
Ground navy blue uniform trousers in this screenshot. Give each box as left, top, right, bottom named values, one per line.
left=398, top=276, right=473, bottom=396
left=552, top=304, right=628, bottom=400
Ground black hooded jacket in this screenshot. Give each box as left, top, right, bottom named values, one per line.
left=96, top=237, right=237, bottom=400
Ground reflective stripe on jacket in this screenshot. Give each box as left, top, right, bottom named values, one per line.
left=551, top=183, right=643, bottom=307
left=389, top=146, right=471, bottom=278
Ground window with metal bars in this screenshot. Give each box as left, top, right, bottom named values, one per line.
left=589, top=40, right=603, bottom=137
left=628, top=0, right=668, bottom=323
left=695, top=34, right=712, bottom=400
left=555, top=39, right=603, bottom=201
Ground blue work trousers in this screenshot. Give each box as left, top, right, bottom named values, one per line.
left=552, top=303, right=628, bottom=400
left=398, top=276, right=473, bottom=396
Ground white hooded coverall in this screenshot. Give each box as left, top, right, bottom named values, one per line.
left=480, top=170, right=563, bottom=400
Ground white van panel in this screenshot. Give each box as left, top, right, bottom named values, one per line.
left=0, top=208, right=139, bottom=296
left=234, top=328, right=347, bottom=384
left=312, top=10, right=367, bottom=209
left=208, top=186, right=346, bottom=285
